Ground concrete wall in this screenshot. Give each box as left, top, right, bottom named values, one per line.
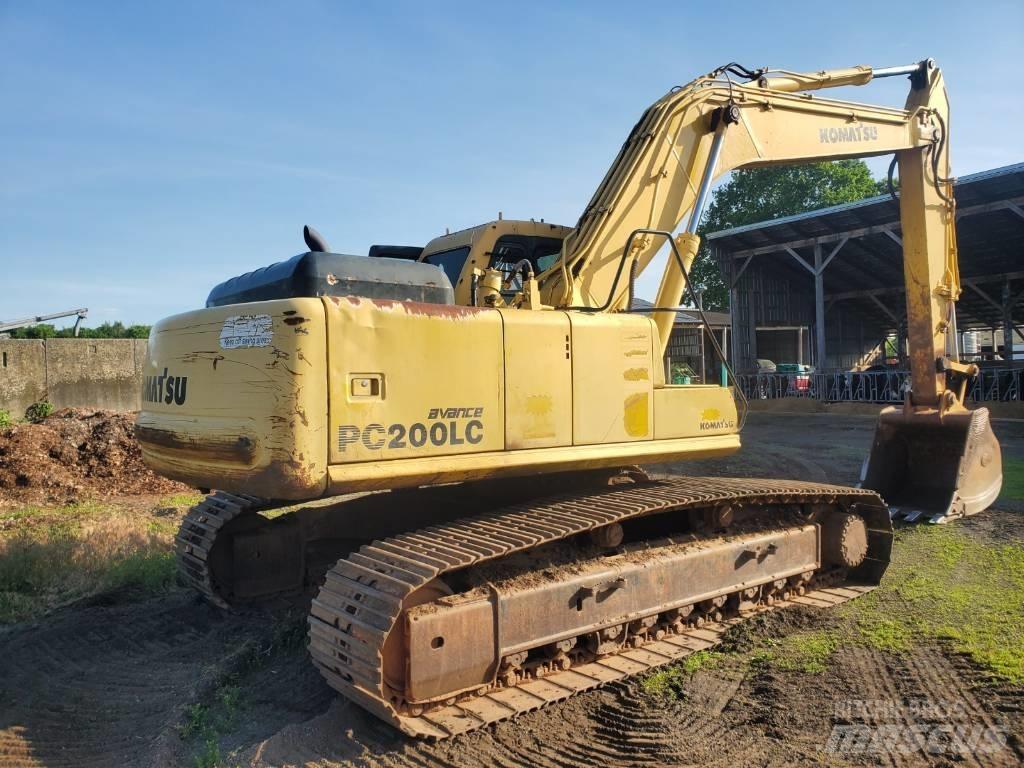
left=0, top=339, right=147, bottom=416
left=0, top=340, right=47, bottom=414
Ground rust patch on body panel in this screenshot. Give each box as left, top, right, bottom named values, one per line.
left=335, top=294, right=488, bottom=320
left=398, top=301, right=487, bottom=319
left=135, top=425, right=257, bottom=464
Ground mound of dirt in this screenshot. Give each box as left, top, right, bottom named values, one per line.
left=0, top=408, right=191, bottom=506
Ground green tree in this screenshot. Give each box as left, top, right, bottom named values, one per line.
left=7, top=321, right=151, bottom=339
left=8, top=324, right=57, bottom=339
left=690, top=160, right=885, bottom=310
left=75, top=321, right=151, bottom=339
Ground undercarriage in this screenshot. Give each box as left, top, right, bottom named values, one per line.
left=175, top=473, right=891, bottom=738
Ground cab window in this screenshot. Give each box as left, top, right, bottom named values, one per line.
left=488, top=235, right=564, bottom=294
left=424, top=246, right=471, bottom=286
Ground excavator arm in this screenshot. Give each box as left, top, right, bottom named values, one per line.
left=538, top=59, right=999, bottom=522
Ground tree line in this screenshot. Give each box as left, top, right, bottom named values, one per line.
left=6, top=321, right=151, bottom=339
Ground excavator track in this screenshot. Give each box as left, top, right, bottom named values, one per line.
left=307, top=476, right=891, bottom=739
left=175, top=491, right=270, bottom=609
left=173, top=472, right=632, bottom=610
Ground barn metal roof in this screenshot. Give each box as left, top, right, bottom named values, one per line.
left=629, top=297, right=730, bottom=328
left=707, top=162, right=1024, bottom=331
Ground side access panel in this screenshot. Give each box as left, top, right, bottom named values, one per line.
left=570, top=313, right=655, bottom=445
left=325, top=296, right=505, bottom=464
left=499, top=309, right=572, bottom=450
left=653, top=386, right=739, bottom=440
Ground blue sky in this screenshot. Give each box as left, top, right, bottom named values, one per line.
left=2, top=1, right=1021, bottom=327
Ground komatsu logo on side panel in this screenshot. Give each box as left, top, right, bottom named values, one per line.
left=338, top=407, right=485, bottom=452
left=819, top=125, right=879, bottom=143
left=698, top=407, right=735, bottom=431
left=143, top=368, right=188, bottom=406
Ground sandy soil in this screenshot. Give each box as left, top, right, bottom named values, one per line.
left=1, top=413, right=1022, bottom=767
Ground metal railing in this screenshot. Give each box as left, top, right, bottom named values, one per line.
left=737, top=368, right=1024, bottom=403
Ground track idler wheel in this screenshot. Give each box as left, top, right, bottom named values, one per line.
left=821, top=512, right=869, bottom=568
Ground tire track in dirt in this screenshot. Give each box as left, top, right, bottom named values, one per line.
left=0, top=592, right=321, bottom=768
left=886, top=643, right=1022, bottom=767
left=244, top=669, right=771, bottom=768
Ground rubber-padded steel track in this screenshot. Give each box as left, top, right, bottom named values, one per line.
left=175, top=491, right=266, bottom=609
left=307, top=476, right=891, bottom=738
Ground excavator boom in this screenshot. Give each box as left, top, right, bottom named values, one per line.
left=534, top=58, right=1000, bottom=523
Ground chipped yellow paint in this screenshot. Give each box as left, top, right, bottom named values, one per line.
left=623, top=368, right=650, bottom=382
left=135, top=298, right=329, bottom=499
left=624, top=393, right=649, bottom=437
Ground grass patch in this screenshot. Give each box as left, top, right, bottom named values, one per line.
left=159, top=491, right=205, bottom=509
left=0, top=500, right=113, bottom=536
left=643, top=650, right=723, bottom=697
left=104, top=550, right=176, bottom=593
left=178, top=618, right=306, bottom=767
left=24, top=400, right=54, bottom=424
left=1001, top=457, right=1024, bottom=502
left=179, top=678, right=248, bottom=767
left=840, top=524, right=1024, bottom=682
left=0, top=502, right=183, bottom=623
left=758, top=630, right=839, bottom=673
left=855, top=617, right=912, bottom=653
left=193, top=737, right=223, bottom=768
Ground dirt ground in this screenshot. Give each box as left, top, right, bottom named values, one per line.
left=1, top=411, right=1023, bottom=768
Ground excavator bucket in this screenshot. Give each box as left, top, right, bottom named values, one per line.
left=861, top=406, right=1002, bottom=523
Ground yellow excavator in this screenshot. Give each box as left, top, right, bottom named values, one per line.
left=138, top=59, right=1001, bottom=738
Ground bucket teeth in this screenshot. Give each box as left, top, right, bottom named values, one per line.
left=863, top=406, right=1002, bottom=524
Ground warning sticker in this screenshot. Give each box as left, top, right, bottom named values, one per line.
left=219, top=314, right=273, bottom=349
